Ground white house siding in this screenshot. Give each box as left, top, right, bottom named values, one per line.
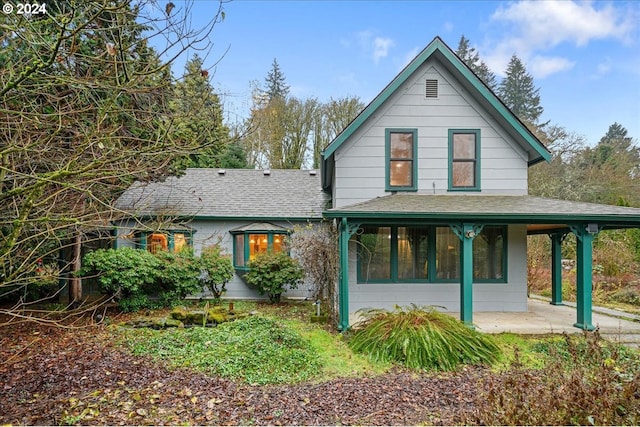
left=333, top=60, right=529, bottom=209
left=115, top=219, right=316, bottom=301
left=346, top=224, right=528, bottom=325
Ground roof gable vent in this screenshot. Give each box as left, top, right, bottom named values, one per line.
left=425, top=79, right=438, bottom=98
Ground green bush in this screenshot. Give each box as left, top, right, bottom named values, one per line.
left=198, top=245, right=234, bottom=300
left=347, top=305, right=502, bottom=371
left=154, top=249, right=202, bottom=306
left=79, top=247, right=204, bottom=311
left=244, top=251, right=305, bottom=303
left=79, top=248, right=161, bottom=298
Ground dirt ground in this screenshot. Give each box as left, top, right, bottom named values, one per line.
left=0, top=318, right=487, bottom=426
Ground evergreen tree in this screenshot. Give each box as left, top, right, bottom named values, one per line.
left=455, top=35, right=498, bottom=91
left=498, top=55, right=544, bottom=125
left=0, top=0, right=224, bottom=305
left=172, top=54, right=230, bottom=168
left=264, top=58, right=290, bottom=101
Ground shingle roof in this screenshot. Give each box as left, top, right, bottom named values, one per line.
left=116, top=169, right=329, bottom=219
left=325, top=194, right=640, bottom=227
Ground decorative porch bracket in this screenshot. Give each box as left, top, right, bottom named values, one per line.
left=548, top=232, right=568, bottom=306
left=450, top=223, right=484, bottom=326
left=569, top=224, right=600, bottom=331
left=338, top=218, right=361, bottom=332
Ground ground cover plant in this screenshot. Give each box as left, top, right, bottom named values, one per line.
left=347, top=305, right=502, bottom=371
left=2, top=300, right=639, bottom=425
left=121, top=315, right=322, bottom=385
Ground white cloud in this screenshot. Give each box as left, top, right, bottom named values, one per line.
left=399, top=47, right=421, bottom=71
left=492, top=0, right=634, bottom=47
left=530, top=56, right=575, bottom=78
left=356, top=30, right=395, bottom=64
left=486, top=0, right=636, bottom=78
left=372, top=37, right=395, bottom=64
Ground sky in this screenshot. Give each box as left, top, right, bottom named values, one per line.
left=165, top=0, right=640, bottom=146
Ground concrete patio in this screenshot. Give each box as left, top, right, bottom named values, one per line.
left=460, top=296, right=640, bottom=347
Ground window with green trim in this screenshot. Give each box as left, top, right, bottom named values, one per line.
left=386, top=129, right=418, bottom=191
left=449, top=129, right=480, bottom=190
left=137, top=231, right=193, bottom=253
left=357, top=225, right=506, bottom=283
left=232, top=232, right=287, bottom=269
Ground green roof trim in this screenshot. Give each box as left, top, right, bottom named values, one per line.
left=321, top=36, right=551, bottom=165
left=324, top=194, right=640, bottom=227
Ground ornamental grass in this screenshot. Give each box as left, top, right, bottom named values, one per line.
left=347, top=305, right=502, bottom=371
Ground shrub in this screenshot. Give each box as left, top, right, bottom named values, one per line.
left=244, top=251, right=305, bottom=303
left=464, top=331, right=640, bottom=426
left=79, top=248, right=161, bottom=299
left=154, top=248, right=202, bottom=306
left=347, top=305, right=502, bottom=371
left=198, top=245, right=234, bottom=300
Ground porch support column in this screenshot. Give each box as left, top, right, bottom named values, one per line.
left=549, top=232, right=566, bottom=305
left=451, top=223, right=483, bottom=326
left=569, top=224, right=599, bottom=331
left=338, top=218, right=360, bottom=332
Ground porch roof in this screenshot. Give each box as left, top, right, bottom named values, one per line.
left=324, top=194, right=640, bottom=230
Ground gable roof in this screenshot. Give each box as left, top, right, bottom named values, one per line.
left=115, top=169, right=329, bottom=220
left=321, top=36, right=551, bottom=190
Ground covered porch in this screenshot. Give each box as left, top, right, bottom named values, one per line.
left=325, top=194, right=640, bottom=331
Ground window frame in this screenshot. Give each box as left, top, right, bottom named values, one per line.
left=231, top=230, right=289, bottom=271
left=385, top=128, right=418, bottom=192
left=138, top=230, right=193, bottom=253
left=357, top=224, right=507, bottom=284
left=448, top=129, right=481, bottom=191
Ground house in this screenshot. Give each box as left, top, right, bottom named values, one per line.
left=114, top=36, right=640, bottom=331
left=320, top=36, right=640, bottom=331
left=114, top=168, right=329, bottom=300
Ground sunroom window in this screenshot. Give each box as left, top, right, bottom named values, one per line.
left=358, top=225, right=506, bottom=283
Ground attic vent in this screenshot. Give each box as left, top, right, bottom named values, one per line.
left=263, top=169, right=271, bottom=176
left=425, top=79, right=438, bottom=98
left=217, top=169, right=226, bottom=176
left=309, top=170, right=317, bottom=176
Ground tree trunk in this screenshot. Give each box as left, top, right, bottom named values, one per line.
left=69, top=230, right=82, bottom=305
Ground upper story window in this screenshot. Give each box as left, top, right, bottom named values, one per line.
left=231, top=223, right=289, bottom=270
left=448, top=129, right=480, bottom=191
left=386, top=128, right=418, bottom=191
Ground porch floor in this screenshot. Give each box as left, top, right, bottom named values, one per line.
left=455, top=296, right=640, bottom=347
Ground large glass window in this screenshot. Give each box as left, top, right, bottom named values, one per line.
left=449, top=130, right=480, bottom=190
left=397, top=227, right=429, bottom=280
left=357, top=225, right=506, bottom=283
left=436, top=227, right=459, bottom=280
left=140, top=230, right=192, bottom=254
left=386, top=129, right=418, bottom=191
left=473, top=227, right=505, bottom=280
left=232, top=230, right=288, bottom=270
left=358, top=227, right=391, bottom=281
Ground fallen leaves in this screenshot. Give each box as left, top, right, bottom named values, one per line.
left=0, top=317, right=486, bottom=425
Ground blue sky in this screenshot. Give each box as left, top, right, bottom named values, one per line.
left=168, top=0, right=640, bottom=146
